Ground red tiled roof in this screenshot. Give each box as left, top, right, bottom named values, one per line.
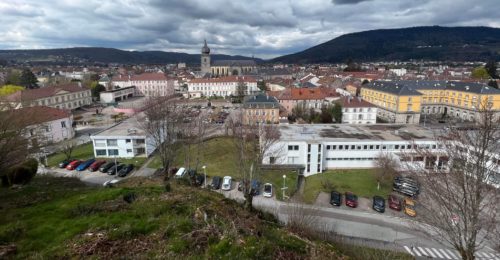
left=14, top=106, right=71, bottom=125
left=189, top=76, right=257, bottom=83
left=2, top=83, right=88, bottom=102
left=338, top=96, right=376, bottom=108
left=290, top=87, right=330, bottom=100
left=112, top=73, right=169, bottom=82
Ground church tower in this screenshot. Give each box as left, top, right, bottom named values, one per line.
left=201, top=40, right=211, bottom=76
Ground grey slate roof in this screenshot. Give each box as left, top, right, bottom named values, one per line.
left=212, top=60, right=257, bottom=67
left=243, top=93, right=279, bottom=109
left=365, top=80, right=500, bottom=95
left=259, top=68, right=292, bottom=76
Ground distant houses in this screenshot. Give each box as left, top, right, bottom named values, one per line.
left=111, top=73, right=175, bottom=97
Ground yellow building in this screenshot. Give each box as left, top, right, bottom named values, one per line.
left=242, top=94, right=280, bottom=125
left=361, top=80, right=500, bottom=124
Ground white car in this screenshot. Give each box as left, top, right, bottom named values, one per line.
left=103, top=179, right=119, bottom=188
left=263, top=183, right=273, bottom=198
left=174, top=167, right=186, bottom=178
left=222, top=176, right=232, bottom=191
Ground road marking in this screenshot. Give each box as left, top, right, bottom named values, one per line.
left=424, top=248, right=436, bottom=258
left=412, top=247, right=422, bottom=256
left=445, top=249, right=459, bottom=259
left=439, top=249, right=452, bottom=259
left=403, top=246, right=414, bottom=256
left=418, top=247, right=428, bottom=256
left=431, top=248, right=444, bottom=258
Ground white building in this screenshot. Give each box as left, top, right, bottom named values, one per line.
left=16, top=106, right=74, bottom=145
left=339, top=96, right=377, bottom=124
left=111, top=73, right=174, bottom=97
left=389, top=68, right=407, bottom=77
left=90, top=119, right=156, bottom=158
left=187, top=76, right=258, bottom=98
left=100, top=86, right=135, bottom=103
left=263, top=124, right=443, bottom=176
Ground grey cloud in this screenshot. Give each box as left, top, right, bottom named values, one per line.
left=331, top=0, right=372, bottom=5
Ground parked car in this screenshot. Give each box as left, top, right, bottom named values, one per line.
left=372, top=196, right=385, bottom=213
left=107, top=164, right=124, bottom=175
left=99, top=161, right=116, bottom=173
left=250, top=180, right=261, bottom=196
left=388, top=194, right=402, bottom=211
left=330, top=191, right=342, bottom=206
left=345, top=192, right=358, bottom=208
left=263, top=183, right=273, bottom=198
left=174, top=167, right=186, bottom=178
left=194, top=174, right=205, bottom=187
left=58, top=159, right=74, bottom=168
left=238, top=180, right=249, bottom=192
left=103, top=179, right=119, bottom=187
left=222, top=176, right=232, bottom=191
left=393, top=176, right=420, bottom=196
left=211, top=176, right=222, bottom=189
left=66, top=160, right=82, bottom=170
left=76, top=159, right=96, bottom=171
left=404, top=198, right=416, bottom=217
left=118, top=164, right=134, bottom=177
left=89, top=160, right=106, bottom=172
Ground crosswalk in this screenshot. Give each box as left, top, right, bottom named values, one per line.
left=403, top=246, right=500, bottom=259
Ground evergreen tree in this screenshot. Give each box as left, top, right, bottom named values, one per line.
left=19, top=68, right=38, bottom=89
left=332, top=104, right=343, bottom=123
left=485, top=60, right=498, bottom=79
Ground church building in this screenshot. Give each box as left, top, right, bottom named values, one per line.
left=200, top=41, right=257, bottom=77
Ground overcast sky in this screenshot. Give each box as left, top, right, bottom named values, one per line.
left=0, top=0, right=498, bottom=58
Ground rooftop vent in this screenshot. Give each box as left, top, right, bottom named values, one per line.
left=128, top=128, right=137, bottom=134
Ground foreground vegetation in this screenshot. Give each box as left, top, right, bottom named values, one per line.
left=303, top=169, right=392, bottom=204
left=0, top=175, right=410, bottom=259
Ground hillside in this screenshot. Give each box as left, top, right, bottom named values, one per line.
left=273, top=26, right=500, bottom=63
left=0, top=175, right=414, bottom=259
left=0, top=47, right=262, bottom=65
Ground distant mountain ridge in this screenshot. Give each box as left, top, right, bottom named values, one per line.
left=273, top=26, right=500, bottom=63
left=0, top=47, right=262, bottom=65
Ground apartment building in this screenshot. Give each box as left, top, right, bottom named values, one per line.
left=111, top=73, right=174, bottom=97
left=269, top=87, right=339, bottom=113
left=361, top=80, right=500, bottom=123
left=15, top=106, right=74, bottom=145
left=1, top=83, right=92, bottom=110
left=338, top=96, right=377, bottom=124
left=187, top=76, right=258, bottom=98
left=242, top=93, right=280, bottom=125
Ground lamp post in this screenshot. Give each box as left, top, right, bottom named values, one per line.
left=202, top=165, right=207, bottom=188
left=282, top=174, right=287, bottom=200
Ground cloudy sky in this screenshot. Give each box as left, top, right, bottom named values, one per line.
left=0, top=0, right=498, bottom=58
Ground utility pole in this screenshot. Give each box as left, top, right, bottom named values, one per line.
left=202, top=165, right=207, bottom=188
left=282, top=174, right=288, bottom=200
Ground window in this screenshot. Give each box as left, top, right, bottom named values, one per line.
left=363, top=145, right=368, bottom=150
left=96, top=149, right=107, bottom=156
left=339, top=145, right=343, bottom=150
left=126, top=149, right=132, bottom=153
left=287, top=156, right=299, bottom=164
left=369, top=145, right=374, bottom=150
left=308, top=144, right=311, bottom=153
left=288, top=145, right=299, bottom=151
left=345, top=145, right=349, bottom=150
left=326, top=145, right=331, bottom=150
left=332, top=145, right=337, bottom=150
left=135, top=139, right=145, bottom=144
left=126, top=139, right=131, bottom=143
left=107, top=139, right=117, bottom=146
left=61, top=121, right=67, bottom=128
left=351, top=145, right=355, bottom=150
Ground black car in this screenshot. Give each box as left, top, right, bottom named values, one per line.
left=211, top=176, right=222, bottom=189
left=118, top=164, right=134, bottom=177
left=99, top=162, right=116, bottom=173
left=372, top=196, right=386, bottom=213
left=250, top=180, right=261, bottom=196
left=58, top=159, right=74, bottom=168
left=194, top=174, right=205, bottom=186
left=107, top=164, right=124, bottom=175
left=330, top=191, right=342, bottom=206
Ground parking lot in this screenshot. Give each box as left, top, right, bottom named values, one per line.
left=40, top=166, right=120, bottom=186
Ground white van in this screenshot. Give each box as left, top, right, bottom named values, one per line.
left=174, top=167, right=186, bottom=178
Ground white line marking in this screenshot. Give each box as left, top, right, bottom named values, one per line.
left=413, top=247, right=422, bottom=256
left=439, top=249, right=452, bottom=259
left=418, top=247, right=429, bottom=256
left=431, top=248, right=444, bottom=258
left=446, top=249, right=459, bottom=259
left=403, top=246, right=414, bottom=256
left=425, top=248, right=436, bottom=258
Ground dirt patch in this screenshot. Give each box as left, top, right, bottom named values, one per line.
left=70, top=232, right=154, bottom=258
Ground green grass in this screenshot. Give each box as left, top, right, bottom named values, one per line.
left=46, top=143, right=147, bottom=168
left=302, top=169, right=392, bottom=204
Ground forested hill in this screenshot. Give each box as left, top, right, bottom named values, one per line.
left=272, top=26, right=500, bottom=63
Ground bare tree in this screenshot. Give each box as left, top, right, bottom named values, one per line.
left=179, top=109, right=207, bottom=172
left=229, top=111, right=282, bottom=211
left=140, top=97, right=184, bottom=179
left=403, top=105, right=500, bottom=259
left=60, top=140, right=78, bottom=160
left=374, top=152, right=399, bottom=190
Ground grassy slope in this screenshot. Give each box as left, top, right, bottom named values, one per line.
left=303, top=169, right=392, bottom=204
left=0, top=176, right=411, bottom=259
left=46, top=143, right=147, bottom=168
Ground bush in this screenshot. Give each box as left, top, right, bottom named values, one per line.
left=1, top=159, right=38, bottom=186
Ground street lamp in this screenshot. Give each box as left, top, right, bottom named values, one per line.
left=282, top=174, right=287, bottom=200
left=202, top=165, right=207, bottom=188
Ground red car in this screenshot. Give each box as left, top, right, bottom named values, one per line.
left=89, top=160, right=106, bottom=172
left=66, top=160, right=82, bottom=170
left=345, top=192, right=358, bottom=208
left=388, top=195, right=402, bottom=211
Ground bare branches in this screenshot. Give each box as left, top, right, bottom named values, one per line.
left=374, top=152, right=399, bottom=190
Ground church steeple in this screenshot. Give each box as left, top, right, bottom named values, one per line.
left=201, top=39, right=210, bottom=54
left=201, top=40, right=211, bottom=75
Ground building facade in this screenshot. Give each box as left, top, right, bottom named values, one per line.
left=269, top=87, right=339, bottom=114
left=111, top=73, right=174, bottom=97
left=242, top=94, right=280, bottom=125
left=187, top=76, right=259, bottom=98
left=339, top=97, right=377, bottom=124
left=199, top=41, right=257, bottom=77
left=2, top=83, right=92, bottom=110
left=99, top=86, right=135, bottom=103
left=263, top=124, right=442, bottom=177
left=16, top=106, right=74, bottom=145
left=90, top=119, right=156, bottom=158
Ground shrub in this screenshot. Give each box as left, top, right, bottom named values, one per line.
left=2, top=159, right=38, bottom=186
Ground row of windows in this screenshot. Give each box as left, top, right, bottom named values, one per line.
left=325, top=143, right=438, bottom=151
left=246, top=110, right=276, bottom=116
left=96, top=149, right=118, bottom=156
left=326, top=157, right=379, bottom=161
left=288, top=145, right=299, bottom=151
